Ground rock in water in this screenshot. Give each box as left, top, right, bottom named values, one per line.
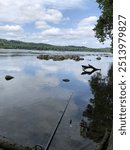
left=5, top=75, right=14, bottom=80
left=62, top=79, right=70, bottom=82
left=96, top=57, right=101, bottom=60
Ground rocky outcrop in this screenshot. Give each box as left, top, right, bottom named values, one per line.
left=37, top=54, right=84, bottom=61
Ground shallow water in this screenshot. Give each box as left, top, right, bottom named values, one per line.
left=0, top=49, right=112, bottom=150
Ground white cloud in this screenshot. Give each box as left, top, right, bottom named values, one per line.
left=42, top=27, right=61, bottom=36
left=0, top=15, right=110, bottom=48
left=0, top=0, right=110, bottom=48
left=44, top=9, right=63, bottom=23
left=0, top=66, right=22, bottom=72
left=0, top=1, right=65, bottom=24
left=0, top=0, right=86, bottom=24
left=78, top=16, right=98, bottom=27
left=43, top=0, right=85, bottom=9
left=0, top=25, right=23, bottom=32
left=35, top=21, right=51, bottom=30
left=0, top=16, right=98, bottom=44
left=40, top=16, right=98, bottom=39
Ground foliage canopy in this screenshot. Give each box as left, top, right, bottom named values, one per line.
left=94, top=0, right=113, bottom=46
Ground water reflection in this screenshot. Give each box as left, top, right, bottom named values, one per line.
left=0, top=50, right=112, bottom=150
left=80, top=65, right=113, bottom=142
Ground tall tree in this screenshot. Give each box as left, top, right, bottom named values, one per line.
left=94, top=0, right=113, bottom=47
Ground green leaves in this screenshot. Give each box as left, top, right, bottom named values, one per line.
left=94, top=0, right=113, bottom=48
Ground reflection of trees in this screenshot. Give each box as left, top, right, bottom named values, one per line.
left=80, top=65, right=113, bottom=142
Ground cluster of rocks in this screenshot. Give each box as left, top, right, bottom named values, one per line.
left=37, top=54, right=84, bottom=61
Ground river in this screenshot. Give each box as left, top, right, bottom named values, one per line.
left=0, top=49, right=112, bottom=150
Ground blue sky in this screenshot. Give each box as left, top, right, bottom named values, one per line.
left=0, top=0, right=110, bottom=48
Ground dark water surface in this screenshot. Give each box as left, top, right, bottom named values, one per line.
left=0, top=49, right=112, bottom=150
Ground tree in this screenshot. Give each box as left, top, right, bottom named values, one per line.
left=94, top=0, right=113, bottom=47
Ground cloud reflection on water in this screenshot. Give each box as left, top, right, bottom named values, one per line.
left=0, top=52, right=112, bottom=150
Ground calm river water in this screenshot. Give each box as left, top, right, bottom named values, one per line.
left=0, top=49, right=112, bottom=150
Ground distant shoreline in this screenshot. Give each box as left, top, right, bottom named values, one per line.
left=0, top=39, right=111, bottom=53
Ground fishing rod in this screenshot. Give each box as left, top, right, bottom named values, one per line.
left=34, top=93, right=73, bottom=150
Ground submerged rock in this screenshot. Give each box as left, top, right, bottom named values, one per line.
left=62, top=79, right=70, bottom=82
left=5, top=75, right=14, bottom=80
left=87, top=59, right=91, bottom=61
left=105, top=55, right=109, bottom=57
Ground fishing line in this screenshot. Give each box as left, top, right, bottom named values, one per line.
left=34, top=93, right=73, bottom=150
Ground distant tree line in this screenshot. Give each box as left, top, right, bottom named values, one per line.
left=0, top=39, right=111, bottom=52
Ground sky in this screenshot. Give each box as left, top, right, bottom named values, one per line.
left=0, top=0, right=110, bottom=48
